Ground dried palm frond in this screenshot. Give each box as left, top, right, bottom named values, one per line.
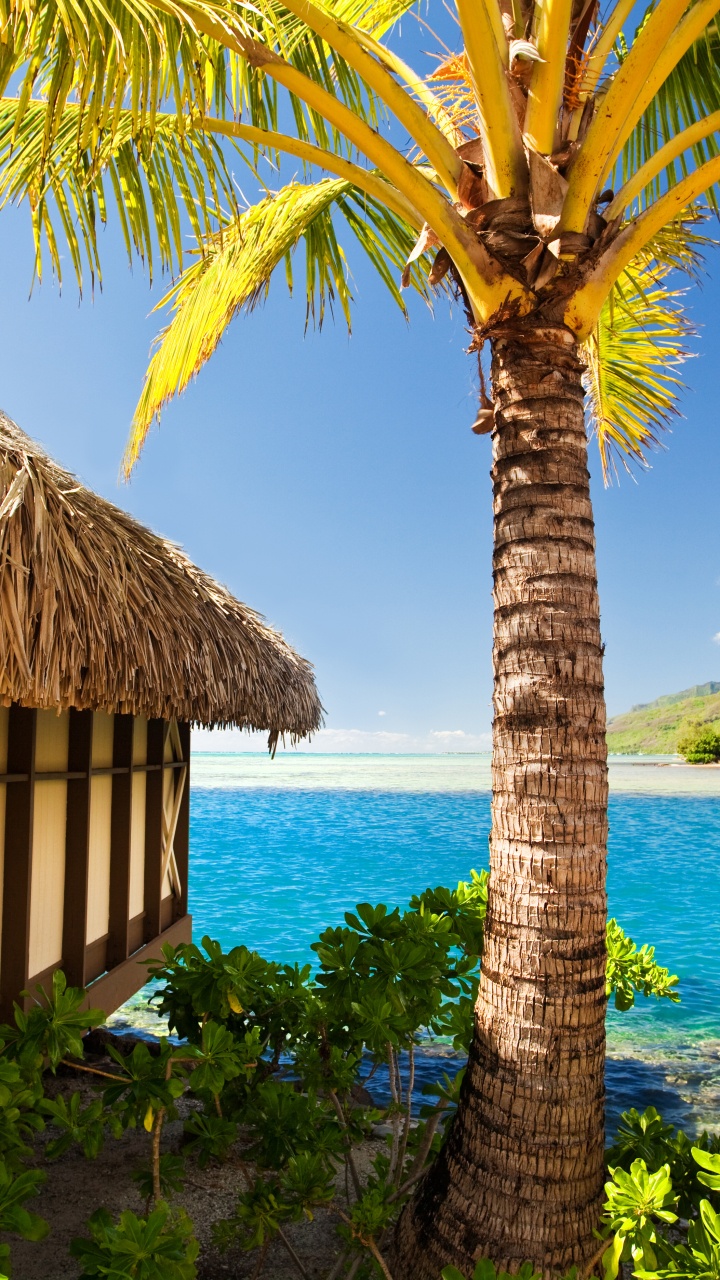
left=428, top=53, right=479, bottom=137
left=0, top=413, right=322, bottom=747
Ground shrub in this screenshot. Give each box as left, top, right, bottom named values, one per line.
left=70, top=1204, right=198, bottom=1279
left=677, top=722, right=720, bottom=763
left=0, top=875, right=684, bottom=1279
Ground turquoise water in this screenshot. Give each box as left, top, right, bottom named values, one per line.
left=116, top=754, right=720, bottom=1135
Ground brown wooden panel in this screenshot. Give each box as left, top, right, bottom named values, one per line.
left=0, top=706, right=36, bottom=1019
left=107, top=715, right=133, bottom=970
left=85, top=935, right=108, bottom=985
left=174, top=722, right=191, bottom=921
left=27, top=959, right=65, bottom=991
left=82, top=914, right=192, bottom=1018
left=62, top=710, right=94, bottom=988
left=143, top=720, right=165, bottom=943
left=161, top=895, right=174, bottom=932
left=128, top=911, right=145, bottom=955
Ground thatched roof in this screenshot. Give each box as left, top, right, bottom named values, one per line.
left=0, top=412, right=322, bottom=746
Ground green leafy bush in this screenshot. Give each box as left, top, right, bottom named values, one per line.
left=606, top=923, right=680, bottom=1011
left=70, top=1204, right=198, bottom=1279
left=0, top=1161, right=48, bottom=1277
left=442, top=1261, right=542, bottom=1280
left=607, top=1107, right=720, bottom=1217
left=677, top=722, right=720, bottom=763
left=0, top=871, right=684, bottom=1279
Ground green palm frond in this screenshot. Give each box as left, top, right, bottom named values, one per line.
left=616, top=27, right=720, bottom=213
left=635, top=213, right=714, bottom=279
left=7, top=0, right=386, bottom=167
left=330, top=0, right=422, bottom=37
left=217, top=1, right=377, bottom=147
left=0, top=99, right=240, bottom=285
left=583, top=263, right=696, bottom=483
left=7, top=0, right=203, bottom=135
left=125, top=176, right=427, bottom=472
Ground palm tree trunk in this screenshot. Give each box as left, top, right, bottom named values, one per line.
left=394, top=323, right=608, bottom=1279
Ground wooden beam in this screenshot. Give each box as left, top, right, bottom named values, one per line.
left=143, top=720, right=165, bottom=944
left=0, top=761, right=186, bottom=784
left=62, top=709, right=94, bottom=989
left=0, top=706, right=36, bottom=1019
left=81, top=914, right=192, bottom=1018
left=107, top=714, right=133, bottom=970
left=160, top=765, right=186, bottom=895
left=174, top=722, right=190, bottom=921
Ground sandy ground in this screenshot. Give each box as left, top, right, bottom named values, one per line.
left=8, top=1047, right=386, bottom=1280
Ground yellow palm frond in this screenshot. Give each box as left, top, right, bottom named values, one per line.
left=125, top=177, right=427, bottom=473
left=616, top=27, right=720, bottom=216
left=583, top=264, right=695, bottom=483
left=0, top=97, right=238, bottom=286
left=330, top=0, right=421, bottom=37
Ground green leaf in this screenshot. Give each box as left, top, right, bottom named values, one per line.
left=605, top=920, right=680, bottom=1009
left=604, top=1234, right=625, bottom=1280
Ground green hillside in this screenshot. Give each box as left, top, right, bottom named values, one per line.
left=606, top=682, right=720, bottom=754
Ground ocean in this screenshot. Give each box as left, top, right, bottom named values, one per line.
left=114, top=753, right=720, bottom=1138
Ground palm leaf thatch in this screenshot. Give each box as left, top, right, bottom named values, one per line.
left=0, top=411, right=322, bottom=747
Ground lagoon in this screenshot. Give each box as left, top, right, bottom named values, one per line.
left=117, top=753, right=720, bottom=1137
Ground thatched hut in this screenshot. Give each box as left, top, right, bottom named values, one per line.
left=0, top=412, right=321, bottom=1019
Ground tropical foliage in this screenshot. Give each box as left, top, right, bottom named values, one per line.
left=677, top=723, right=720, bottom=764
left=0, top=871, right=678, bottom=1278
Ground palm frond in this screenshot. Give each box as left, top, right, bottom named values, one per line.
left=631, top=210, right=714, bottom=279
left=615, top=25, right=720, bottom=214
left=427, top=52, right=478, bottom=137
left=330, top=0, right=422, bottom=37
left=235, top=0, right=381, bottom=149
left=6, top=0, right=383, bottom=187
left=126, top=176, right=428, bottom=471
left=583, top=230, right=702, bottom=481
left=0, top=98, right=239, bottom=285
left=8, top=0, right=204, bottom=143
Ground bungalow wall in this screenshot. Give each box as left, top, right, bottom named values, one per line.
left=0, top=706, right=192, bottom=1021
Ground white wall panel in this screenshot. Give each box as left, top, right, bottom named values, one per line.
left=92, top=712, right=114, bottom=769
left=29, top=780, right=67, bottom=976
left=35, top=709, right=69, bottom=772
left=28, top=712, right=69, bottom=977
left=129, top=773, right=146, bottom=919
left=87, top=776, right=112, bottom=944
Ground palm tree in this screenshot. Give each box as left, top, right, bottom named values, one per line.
left=2, top=0, right=718, bottom=1274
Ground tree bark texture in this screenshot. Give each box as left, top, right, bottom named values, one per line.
left=394, top=324, right=608, bottom=1279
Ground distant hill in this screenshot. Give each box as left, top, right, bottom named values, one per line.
left=607, top=682, right=720, bottom=754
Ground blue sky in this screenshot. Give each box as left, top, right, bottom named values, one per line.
left=1, top=190, right=719, bottom=751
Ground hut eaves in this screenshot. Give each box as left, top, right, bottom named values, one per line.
left=0, top=412, right=322, bottom=747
